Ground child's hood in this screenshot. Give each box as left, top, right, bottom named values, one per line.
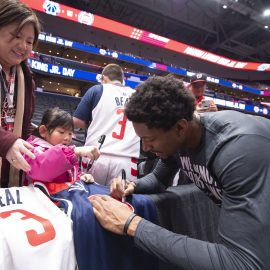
left=27, top=135, right=53, bottom=149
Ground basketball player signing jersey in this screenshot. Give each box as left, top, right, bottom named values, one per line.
left=51, top=181, right=158, bottom=270
left=85, top=83, right=140, bottom=159
left=0, top=186, right=77, bottom=270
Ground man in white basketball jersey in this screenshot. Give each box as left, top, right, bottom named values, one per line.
left=73, top=64, right=140, bottom=185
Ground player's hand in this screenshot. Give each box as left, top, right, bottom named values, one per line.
left=110, top=176, right=136, bottom=199
left=6, top=138, right=35, bottom=172
left=75, top=146, right=100, bottom=160
left=80, top=173, right=95, bottom=183
left=89, top=195, right=141, bottom=235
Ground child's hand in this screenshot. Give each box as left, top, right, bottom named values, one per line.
left=80, top=173, right=95, bottom=183
left=75, top=146, right=100, bottom=160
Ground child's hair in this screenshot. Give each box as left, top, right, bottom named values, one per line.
left=33, top=107, right=74, bottom=137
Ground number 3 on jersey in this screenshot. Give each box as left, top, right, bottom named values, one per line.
left=0, top=209, right=56, bottom=246
left=112, top=108, right=127, bottom=140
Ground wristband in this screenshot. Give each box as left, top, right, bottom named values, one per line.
left=123, top=213, right=137, bottom=235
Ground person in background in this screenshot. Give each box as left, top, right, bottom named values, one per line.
left=90, top=75, right=270, bottom=269
left=0, top=0, right=41, bottom=187
left=24, top=107, right=100, bottom=194
left=189, top=73, right=218, bottom=112
left=73, top=63, right=140, bottom=185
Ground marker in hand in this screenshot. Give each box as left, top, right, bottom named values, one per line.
left=87, top=135, right=106, bottom=171
left=121, top=169, right=126, bottom=203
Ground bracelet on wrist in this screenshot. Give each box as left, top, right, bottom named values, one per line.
left=123, top=213, right=137, bottom=235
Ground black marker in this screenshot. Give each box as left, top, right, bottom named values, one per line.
left=121, top=169, right=126, bottom=203
left=87, top=135, right=106, bottom=171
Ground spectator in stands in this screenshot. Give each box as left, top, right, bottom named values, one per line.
left=90, top=75, right=270, bottom=269
left=24, top=108, right=100, bottom=194
left=73, top=63, right=140, bottom=185
left=189, top=73, right=218, bottom=112
left=0, top=0, right=41, bottom=187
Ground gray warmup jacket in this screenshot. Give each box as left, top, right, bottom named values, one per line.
left=134, top=110, right=270, bottom=270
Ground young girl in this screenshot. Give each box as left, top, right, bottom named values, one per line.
left=24, top=107, right=100, bottom=194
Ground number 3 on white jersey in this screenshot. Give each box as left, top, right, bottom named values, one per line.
left=112, top=108, right=127, bottom=140
left=0, top=209, right=56, bottom=246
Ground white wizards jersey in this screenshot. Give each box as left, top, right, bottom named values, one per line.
left=0, top=186, right=77, bottom=270
left=85, top=83, right=140, bottom=158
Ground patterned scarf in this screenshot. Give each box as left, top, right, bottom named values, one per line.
left=0, top=65, right=25, bottom=187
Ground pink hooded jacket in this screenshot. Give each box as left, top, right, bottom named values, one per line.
left=24, top=135, right=79, bottom=184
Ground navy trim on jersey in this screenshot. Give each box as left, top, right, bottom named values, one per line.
left=51, top=181, right=158, bottom=270
left=73, top=84, right=103, bottom=125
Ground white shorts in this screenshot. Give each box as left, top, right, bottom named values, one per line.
left=88, top=154, right=138, bottom=186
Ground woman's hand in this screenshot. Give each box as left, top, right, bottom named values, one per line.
left=6, top=138, right=35, bottom=172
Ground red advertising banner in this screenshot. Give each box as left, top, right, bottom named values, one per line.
left=21, top=0, right=270, bottom=72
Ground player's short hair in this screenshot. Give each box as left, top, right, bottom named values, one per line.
left=125, top=75, right=195, bottom=130
left=101, top=63, right=124, bottom=83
